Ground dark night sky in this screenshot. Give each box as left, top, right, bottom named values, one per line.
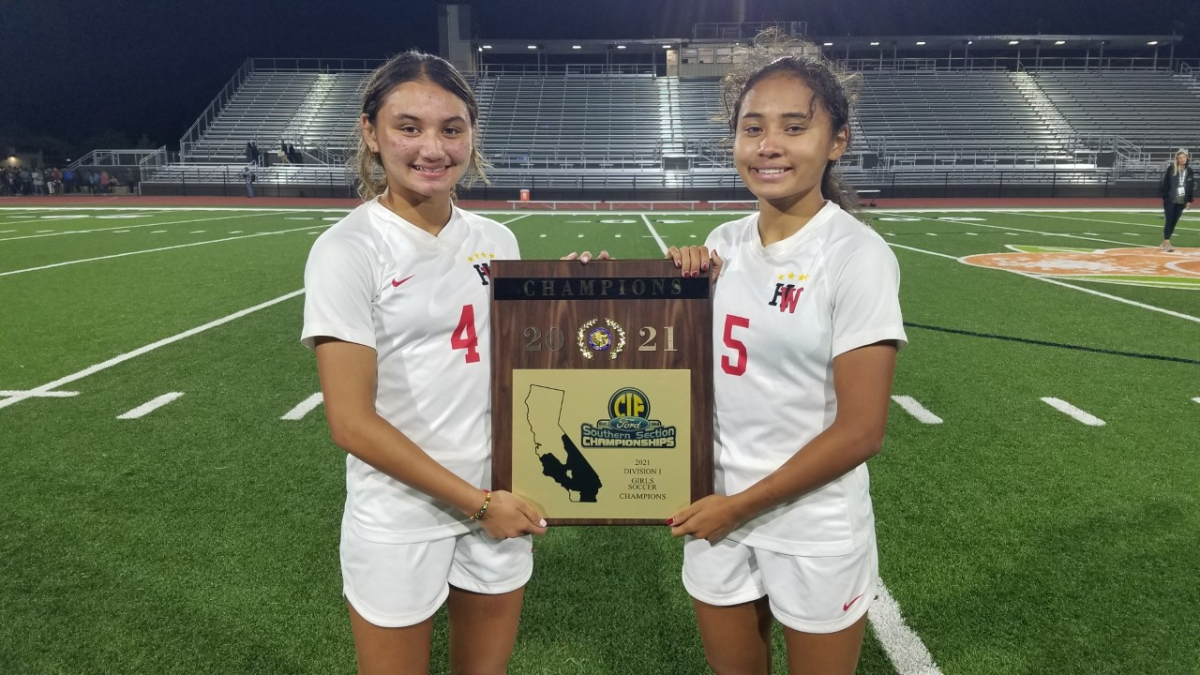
left=2, top=0, right=1197, bottom=151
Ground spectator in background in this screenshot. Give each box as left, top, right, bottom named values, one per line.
left=240, top=165, right=255, bottom=198
left=1158, top=149, right=1194, bottom=252
left=32, top=168, right=45, bottom=195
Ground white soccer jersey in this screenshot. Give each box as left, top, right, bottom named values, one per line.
left=302, top=198, right=519, bottom=544
left=704, top=201, right=907, bottom=556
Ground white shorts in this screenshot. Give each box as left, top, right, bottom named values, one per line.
left=340, top=524, right=534, bottom=628
left=682, top=532, right=878, bottom=634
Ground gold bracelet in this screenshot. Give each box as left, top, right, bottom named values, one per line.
left=470, top=490, right=492, bottom=521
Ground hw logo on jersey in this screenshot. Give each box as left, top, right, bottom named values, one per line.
left=768, top=272, right=809, bottom=313
left=467, top=252, right=496, bottom=285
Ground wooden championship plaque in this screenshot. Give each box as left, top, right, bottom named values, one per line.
left=490, top=259, right=713, bottom=525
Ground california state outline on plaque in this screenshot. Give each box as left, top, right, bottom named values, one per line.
left=523, top=385, right=603, bottom=502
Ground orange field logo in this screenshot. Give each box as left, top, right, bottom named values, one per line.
left=961, top=246, right=1200, bottom=289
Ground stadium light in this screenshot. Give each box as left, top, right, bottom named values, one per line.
left=916, top=41, right=926, bottom=45
left=823, top=42, right=833, bottom=46
left=1055, top=40, right=1066, bottom=45
left=967, top=40, right=974, bottom=45
left=481, top=45, right=492, bottom=49
left=870, top=41, right=880, bottom=46
left=572, top=45, right=582, bottom=49
left=1009, top=40, right=1020, bottom=45
left=1147, top=40, right=1159, bottom=45
left=527, top=45, right=538, bottom=49
left=662, top=44, right=670, bottom=48
left=617, top=45, right=627, bottom=49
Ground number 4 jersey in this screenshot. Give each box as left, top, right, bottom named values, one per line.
left=704, top=201, right=907, bottom=556
left=302, top=198, right=519, bottom=544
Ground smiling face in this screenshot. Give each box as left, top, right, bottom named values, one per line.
left=1177, top=152, right=1189, bottom=169
left=361, top=79, right=473, bottom=205
left=733, top=72, right=848, bottom=215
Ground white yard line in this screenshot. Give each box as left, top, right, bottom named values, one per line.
left=499, top=213, right=532, bottom=225
left=1041, top=397, right=1106, bottom=426
left=0, top=225, right=328, bottom=277
left=1004, top=210, right=1198, bottom=235
left=869, top=583, right=945, bottom=675
left=117, top=392, right=184, bottom=419
left=640, top=214, right=669, bottom=254
left=889, top=243, right=1200, bottom=324
left=891, top=396, right=944, bottom=424
left=0, top=210, right=292, bottom=243
left=0, top=390, right=77, bottom=398
left=913, top=215, right=1143, bottom=248
left=281, top=393, right=324, bottom=420
left=0, top=289, right=305, bottom=411
left=887, top=243, right=959, bottom=260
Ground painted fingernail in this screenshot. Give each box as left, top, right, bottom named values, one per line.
left=701, top=262, right=709, bottom=272
left=675, top=260, right=682, bottom=268
left=666, top=518, right=674, bottom=526
left=539, top=518, right=547, bottom=527
left=581, top=254, right=591, bottom=264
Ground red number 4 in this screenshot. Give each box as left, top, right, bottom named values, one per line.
left=721, top=314, right=749, bottom=376
left=452, top=305, right=481, bottom=363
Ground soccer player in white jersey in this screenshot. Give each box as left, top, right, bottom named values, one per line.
left=302, top=51, right=547, bottom=675
left=668, top=32, right=907, bottom=674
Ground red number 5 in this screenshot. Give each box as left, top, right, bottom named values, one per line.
left=721, top=314, right=749, bottom=376
left=452, top=305, right=481, bottom=363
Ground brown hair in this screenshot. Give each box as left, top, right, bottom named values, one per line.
left=722, top=30, right=861, bottom=212
left=353, top=51, right=488, bottom=200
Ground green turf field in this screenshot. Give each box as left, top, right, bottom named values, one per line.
left=1, top=205, right=1198, bottom=674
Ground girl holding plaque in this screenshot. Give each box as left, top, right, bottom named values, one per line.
left=668, top=31, right=906, bottom=674
left=302, top=51, right=547, bottom=675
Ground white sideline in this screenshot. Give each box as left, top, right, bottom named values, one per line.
left=117, top=392, right=184, bottom=419
left=0, top=225, right=329, bottom=277
left=1041, top=397, right=1106, bottom=426
left=0, top=210, right=292, bottom=243
left=0, top=289, right=305, bottom=411
left=886, top=243, right=1200, bottom=324
left=281, top=393, right=324, bottom=421
left=891, top=396, right=944, bottom=424
left=869, top=584, right=945, bottom=675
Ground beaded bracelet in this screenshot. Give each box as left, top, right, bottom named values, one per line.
left=470, top=490, right=492, bottom=521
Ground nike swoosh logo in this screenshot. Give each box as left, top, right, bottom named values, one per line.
left=391, top=275, right=414, bottom=288
left=843, top=593, right=865, bottom=612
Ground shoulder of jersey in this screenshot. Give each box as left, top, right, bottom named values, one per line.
left=707, top=212, right=756, bottom=246
left=458, top=208, right=519, bottom=245
left=825, top=208, right=889, bottom=249
left=314, top=203, right=378, bottom=248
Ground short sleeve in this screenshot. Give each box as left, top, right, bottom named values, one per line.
left=301, top=233, right=378, bottom=351
left=829, top=235, right=907, bottom=357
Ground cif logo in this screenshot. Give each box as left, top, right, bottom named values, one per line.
left=608, top=387, right=651, bottom=429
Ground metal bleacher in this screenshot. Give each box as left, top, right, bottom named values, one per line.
left=1029, top=69, right=1200, bottom=162
left=143, top=56, right=1200, bottom=195
left=856, top=69, right=1074, bottom=168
